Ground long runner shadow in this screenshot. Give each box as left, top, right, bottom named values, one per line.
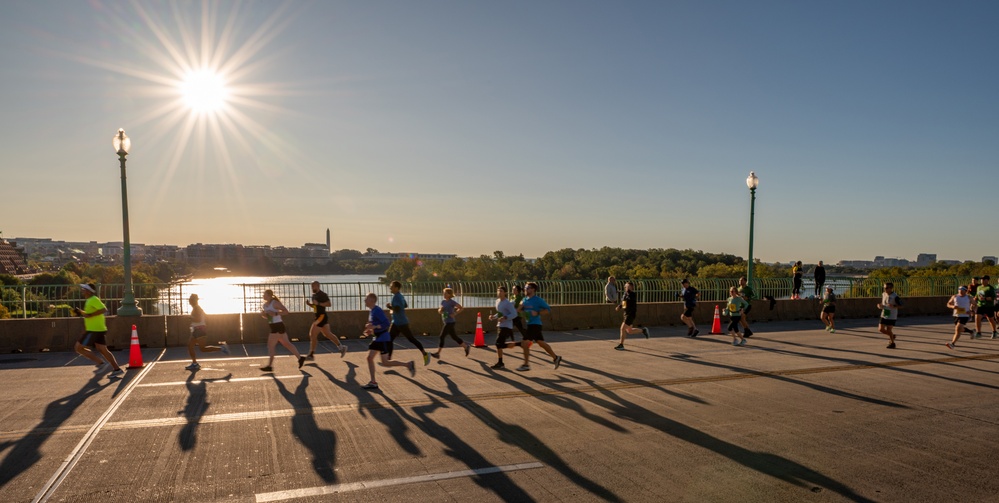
left=273, top=372, right=338, bottom=483
left=178, top=371, right=232, bottom=451
left=0, top=374, right=110, bottom=488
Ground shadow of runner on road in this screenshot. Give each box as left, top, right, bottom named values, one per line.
left=409, top=367, right=624, bottom=502
left=178, top=371, right=232, bottom=451
left=0, top=374, right=110, bottom=489
left=314, top=362, right=421, bottom=456
left=623, top=349, right=909, bottom=408
left=273, top=372, right=339, bottom=483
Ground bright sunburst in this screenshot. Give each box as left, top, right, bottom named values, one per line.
left=180, top=69, right=228, bottom=114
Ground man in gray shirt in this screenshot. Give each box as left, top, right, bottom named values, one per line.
left=605, top=276, right=619, bottom=304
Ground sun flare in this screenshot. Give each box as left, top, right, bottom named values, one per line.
left=180, top=69, right=228, bottom=114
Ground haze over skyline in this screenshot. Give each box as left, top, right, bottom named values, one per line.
left=1, top=1, right=996, bottom=265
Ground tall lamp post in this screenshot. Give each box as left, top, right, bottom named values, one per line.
left=746, top=171, right=759, bottom=287
left=114, top=128, right=141, bottom=316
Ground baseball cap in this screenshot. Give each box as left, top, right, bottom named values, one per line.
left=80, top=283, right=96, bottom=294
left=959, top=286, right=968, bottom=291
left=825, top=285, right=833, bottom=290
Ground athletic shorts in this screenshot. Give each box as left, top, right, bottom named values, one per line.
left=879, top=318, right=896, bottom=327
left=525, top=324, right=545, bottom=342
left=623, top=313, right=636, bottom=325
left=78, top=331, right=107, bottom=347
left=314, top=313, right=328, bottom=327
left=683, top=307, right=695, bottom=318
left=368, top=340, right=392, bottom=354
left=743, top=304, right=753, bottom=314
left=496, top=327, right=515, bottom=347
left=976, top=306, right=995, bottom=318
left=954, top=316, right=970, bottom=325
left=268, top=322, right=287, bottom=334
left=190, top=326, right=207, bottom=339
left=727, top=317, right=741, bottom=333
left=822, top=305, right=836, bottom=314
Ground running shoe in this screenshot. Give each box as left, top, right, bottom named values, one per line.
left=185, top=362, right=201, bottom=370
left=554, top=355, right=563, bottom=369
left=298, top=356, right=306, bottom=369
left=260, top=366, right=273, bottom=372
left=306, top=354, right=315, bottom=361
left=642, top=327, right=650, bottom=339
left=945, top=342, right=955, bottom=350
left=743, top=328, right=753, bottom=337
left=408, top=360, right=416, bottom=377
left=362, top=382, right=379, bottom=390
left=731, top=339, right=739, bottom=346
left=973, top=331, right=981, bottom=339
left=691, top=329, right=700, bottom=337
left=516, top=365, right=530, bottom=371
left=614, top=344, right=625, bottom=351
left=739, top=338, right=747, bottom=346
left=94, top=362, right=110, bottom=373
left=219, top=343, right=230, bottom=355
left=423, top=353, right=431, bottom=366
left=430, top=352, right=441, bottom=359
left=109, top=369, right=124, bottom=377
left=339, top=344, right=348, bottom=358
left=886, top=342, right=896, bottom=349
left=490, top=361, right=505, bottom=369
left=993, top=332, right=998, bottom=340
left=464, top=343, right=471, bottom=357
left=829, top=328, right=835, bottom=333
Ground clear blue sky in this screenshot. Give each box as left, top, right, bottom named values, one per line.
left=1, top=0, right=996, bottom=264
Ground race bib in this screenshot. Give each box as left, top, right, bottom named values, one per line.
left=956, top=307, right=966, bottom=314
left=728, top=303, right=738, bottom=312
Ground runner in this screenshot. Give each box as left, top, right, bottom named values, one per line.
left=791, top=261, right=803, bottom=300
left=945, top=286, right=973, bottom=349
left=723, top=286, right=749, bottom=346
left=259, top=289, right=305, bottom=372
left=488, top=285, right=521, bottom=369
left=511, top=284, right=530, bottom=339
left=304, top=281, right=347, bottom=360
left=877, top=282, right=901, bottom=349
left=72, top=283, right=123, bottom=377
left=814, top=261, right=826, bottom=297
left=737, top=276, right=755, bottom=337
left=614, top=281, right=650, bottom=350
left=185, top=294, right=229, bottom=370
left=386, top=280, right=430, bottom=365
left=516, top=282, right=562, bottom=371
left=362, top=292, right=414, bottom=389
left=820, top=285, right=837, bottom=333
left=432, top=287, right=470, bottom=360
left=973, top=275, right=997, bottom=339
left=680, top=278, right=700, bottom=337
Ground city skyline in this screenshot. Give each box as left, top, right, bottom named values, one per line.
left=1, top=2, right=997, bottom=264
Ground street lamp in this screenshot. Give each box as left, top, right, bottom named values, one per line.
left=114, top=128, right=141, bottom=316
left=746, top=171, right=759, bottom=287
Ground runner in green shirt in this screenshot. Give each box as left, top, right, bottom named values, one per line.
left=973, top=275, right=997, bottom=339
left=72, top=283, right=123, bottom=377
left=737, top=277, right=755, bottom=337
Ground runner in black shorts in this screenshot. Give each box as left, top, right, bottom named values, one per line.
left=305, top=281, right=347, bottom=360
left=737, top=277, right=755, bottom=337
left=516, top=283, right=562, bottom=371
left=385, top=281, right=430, bottom=365
left=260, top=290, right=305, bottom=372
left=680, top=279, right=699, bottom=337
left=614, top=281, right=649, bottom=350
left=362, top=293, right=414, bottom=389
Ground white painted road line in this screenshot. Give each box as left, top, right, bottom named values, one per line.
left=254, top=462, right=545, bottom=502
left=33, top=350, right=165, bottom=503
left=136, top=374, right=304, bottom=387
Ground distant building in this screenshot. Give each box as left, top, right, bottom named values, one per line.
left=362, top=252, right=457, bottom=265
left=0, top=239, right=31, bottom=275
left=915, top=253, right=937, bottom=266
left=984, top=256, right=998, bottom=265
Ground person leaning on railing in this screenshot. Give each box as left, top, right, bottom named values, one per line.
left=604, top=276, right=618, bottom=304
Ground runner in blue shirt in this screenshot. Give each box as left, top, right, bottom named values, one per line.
left=363, top=292, right=414, bottom=389
left=516, top=282, right=562, bottom=371
left=386, top=280, right=430, bottom=366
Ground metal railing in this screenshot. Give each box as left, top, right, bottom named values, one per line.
left=0, top=276, right=980, bottom=318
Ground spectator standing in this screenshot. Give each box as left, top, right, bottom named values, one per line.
left=813, top=261, right=826, bottom=297
left=604, top=276, right=619, bottom=304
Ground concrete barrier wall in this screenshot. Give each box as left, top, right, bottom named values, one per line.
left=0, top=296, right=957, bottom=353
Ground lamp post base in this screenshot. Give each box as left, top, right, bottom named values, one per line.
left=118, top=294, right=142, bottom=317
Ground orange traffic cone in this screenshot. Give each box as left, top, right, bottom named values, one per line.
left=127, top=324, right=144, bottom=369
left=710, top=305, right=723, bottom=334
left=473, top=312, right=486, bottom=347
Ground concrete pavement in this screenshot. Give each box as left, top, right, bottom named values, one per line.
left=1, top=316, right=998, bottom=502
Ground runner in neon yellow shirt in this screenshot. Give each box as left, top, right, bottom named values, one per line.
left=73, top=283, right=122, bottom=377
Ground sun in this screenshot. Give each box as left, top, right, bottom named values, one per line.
left=180, top=69, right=228, bottom=114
